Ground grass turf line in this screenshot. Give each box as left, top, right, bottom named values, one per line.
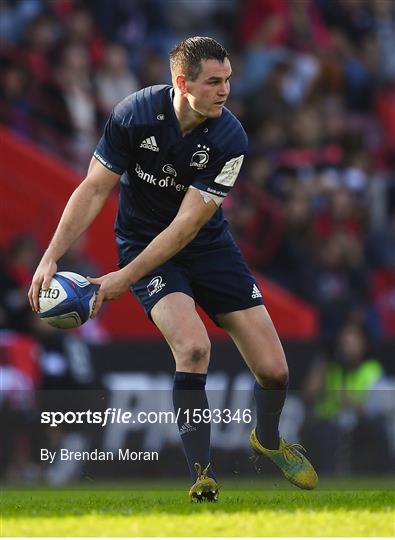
left=2, top=488, right=394, bottom=537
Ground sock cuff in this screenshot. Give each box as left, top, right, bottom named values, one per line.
left=173, top=371, right=207, bottom=390
left=254, top=379, right=287, bottom=414
left=254, top=380, right=288, bottom=391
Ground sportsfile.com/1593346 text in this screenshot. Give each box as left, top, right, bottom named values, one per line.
left=41, top=408, right=253, bottom=428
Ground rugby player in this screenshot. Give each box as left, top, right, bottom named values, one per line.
left=29, top=37, right=318, bottom=500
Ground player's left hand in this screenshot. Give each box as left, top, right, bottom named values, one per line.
left=87, top=270, right=130, bottom=318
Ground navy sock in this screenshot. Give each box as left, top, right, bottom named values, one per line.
left=173, top=371, right=214, bottom=481
left=254, top=380, right=287, bottom=450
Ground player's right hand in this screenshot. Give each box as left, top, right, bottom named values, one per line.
left=28, top=258, right=58, bottom=312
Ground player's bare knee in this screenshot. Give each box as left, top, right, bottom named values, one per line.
left=175, top=340, right=211, bottom=372
left=187, top=341, right=211, bottom=367
left=255, top=364, right=289, bottom=388
left=273, top=366, right=289, bottom=387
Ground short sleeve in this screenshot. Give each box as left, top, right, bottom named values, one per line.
left=93, top=113, right=132, bottom=174
left=191, top=153, right=245, bottom=199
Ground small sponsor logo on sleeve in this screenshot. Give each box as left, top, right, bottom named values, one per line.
left=214, top=155, right=244, bottom=187
left=206, top=186, right=227, bottom=197
left=94, top=151, right=114, bottom=170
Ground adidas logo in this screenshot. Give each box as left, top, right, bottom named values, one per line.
left=179, top=422, right=196, bottom=435
left=251, top=284, right=262, bottom=299
left=140, top=136, right=159, bottom=152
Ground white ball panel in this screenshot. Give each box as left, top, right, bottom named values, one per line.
left=57, top=271, right=90, bottom=288
left=39, top=277, right=68, bottom=314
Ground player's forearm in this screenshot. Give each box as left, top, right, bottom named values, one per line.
left=43, top=182, right=108, bottom=263
left=121, top=216, right=199, bottom=284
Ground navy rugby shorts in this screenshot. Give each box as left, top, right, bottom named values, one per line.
left=117, top=239, right=264, bottom=326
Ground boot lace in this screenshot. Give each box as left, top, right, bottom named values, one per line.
left=194, top=462, right=211, bottom=479
left=282, top=441, right=306, bottom=464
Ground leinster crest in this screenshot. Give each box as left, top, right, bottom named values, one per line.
left=190, top=144, right=210, bottom=169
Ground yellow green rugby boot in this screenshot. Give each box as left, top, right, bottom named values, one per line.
left=188, top=463, right=219, bottom=502
left=250, top=429, right=318, bottom=490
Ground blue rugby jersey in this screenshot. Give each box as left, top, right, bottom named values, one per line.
left=94, top=85, right=247, bottom=249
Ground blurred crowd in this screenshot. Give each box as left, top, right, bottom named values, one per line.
left=1, top=0, right=394, bottom=341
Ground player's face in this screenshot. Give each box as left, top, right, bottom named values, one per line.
left=186, top=58, right=232, bottom=118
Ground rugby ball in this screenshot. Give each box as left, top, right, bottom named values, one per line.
left=38, top=271, right=96, bottom=329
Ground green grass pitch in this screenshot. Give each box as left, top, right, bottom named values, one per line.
left=1, top=479, right=394, bottom=537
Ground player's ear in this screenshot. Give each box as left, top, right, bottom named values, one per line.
left=175, top=74, right=188, bottom=94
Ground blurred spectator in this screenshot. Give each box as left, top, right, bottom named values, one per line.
left=0, top=234, right=42, bottom=481
left=21, top=14, right=59, bottom=84
left=276, top=106, right=329, bottom=188
left=303, top=322, right=391, bottom=474
left=92, top=0, right=148, bottom=66
left=32, top=62, right=75, bottom=160
left=371, top=263, right=395, bottom=337
left=238, top=0, right=289, bottom=94
left=0, top=59, right=32, bottom=138
left=287, top=0, right=333, bottom=52
left=139, top=50, right=169, bottom=88
left=63, top=7, right=106, bottom=66
left=0, top=332, right=41, bottom=481
left=376, top=83, right=395, bottom=161
left=264, top=186, right=318, bottom=302
left=314, top=232, right=368, bottom=337
left=367, top=209, right=395, bottom=337
left=52, top=43, right=99, bottom=170
left=239, top=0, right=331, bottom=94
left=316, top=0, right=373, bottom=47
left=244, top=60, right=293, bottom=132
left=166, top=0, right=234, bottom=46
left=226, top=155, right=284, bottom=271
left=371, top=0, right=395, bottom=83
left=95, top=43, right=138, bottom=120
left=239, top=0, right=289, bottom=52
left=342, top=34, right=378, bottom=112
left=314, top=187, right=364, bottom=240
left=0, top=0, right=43, bottom=45
left=0, top=235, right=38, bottom=334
